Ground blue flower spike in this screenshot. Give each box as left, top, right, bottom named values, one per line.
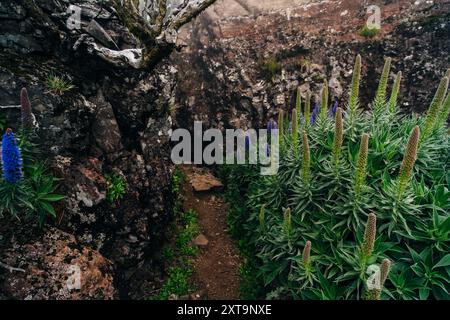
left=310, top=103, right=319, bottom=125
left=1, top=128, right=23, bottom=184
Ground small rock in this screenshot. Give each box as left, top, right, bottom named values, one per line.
left=190, top=173, right=223, bottom=192
left=190, top=290, right=206, bottom=300
left=193, top=234, right=209, bottom=246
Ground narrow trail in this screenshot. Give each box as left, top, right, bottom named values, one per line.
left=180, top=166, right=242, bottom=300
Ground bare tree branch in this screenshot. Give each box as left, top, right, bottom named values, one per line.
left=0, top=261, right=25, bottom=273
left=110, top=0, right=216, bottom=68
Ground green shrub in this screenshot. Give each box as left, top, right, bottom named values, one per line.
left=152, top=208, right=199, bottom=300
left=360, top=24, right=380, bottom=38
left=171, top=166, right=185, bottom=195
left=223, top=56, right=450, bottom=300
left=153, top=266, right=194, bottom=300
left=105, top=173, right=126, bottom=203
left=45, top=73, right=75, bottom=94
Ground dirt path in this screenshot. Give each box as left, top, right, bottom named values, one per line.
left=180, top=166, right=242, bottom=300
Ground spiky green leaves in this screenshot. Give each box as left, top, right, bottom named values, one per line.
left=388, top=71, right=402, bottom=114
left=348, top=54, right=361, bottom=131
left=332, top=107, right=343, bottom=169
left=292, top=109, right=299, bottom=157
left=354, top=133, right=369, bottom=198
left=397, top=126, right=420, bottom=199
left=421, top=76, right=449, bottom=142
left=301, top=131, right=311, bottom=185
left=362, top=212, right=377, bottom=258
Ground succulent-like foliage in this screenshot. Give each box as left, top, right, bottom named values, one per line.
left=1, top=129, right=23, bottom=184
left=421, top=76, right=449, bottom=142
left=388, top=71, right=402, bottom=114
left=354, top=133, right=369, bottom=198
left=361, top=213, right=376, bottom=258
left=332, top=107, right=343, bottom=168
left=222, top=57, right=450, bottom=300
left=20, top=88, right=34, bottom=130
left=397, top=126, right=420, bottom=199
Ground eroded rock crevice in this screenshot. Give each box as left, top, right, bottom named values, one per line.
left=0, top=0, right=206, bottom=299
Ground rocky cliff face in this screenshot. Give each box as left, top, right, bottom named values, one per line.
left=172, top=0, right=450, bottom=130
left=0, top=0, right=448, bottom=300
left=0, top=0, right=187, bottom=299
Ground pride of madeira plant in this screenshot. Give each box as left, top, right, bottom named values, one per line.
left=0, top=88, right=63, bottom=224
left=222, top=56, right=450, bottom=300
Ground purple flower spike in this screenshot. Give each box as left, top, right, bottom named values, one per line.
left=332, top=99, right=339, bottom=114
left=245, top=134, right=250, bottom=149
left=310, top=103, right=319, bottom=125
left=267, top=119, right=277, bottom=133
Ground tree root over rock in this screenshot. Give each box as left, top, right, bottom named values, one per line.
left=0, top=261, right=25, bottom=273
